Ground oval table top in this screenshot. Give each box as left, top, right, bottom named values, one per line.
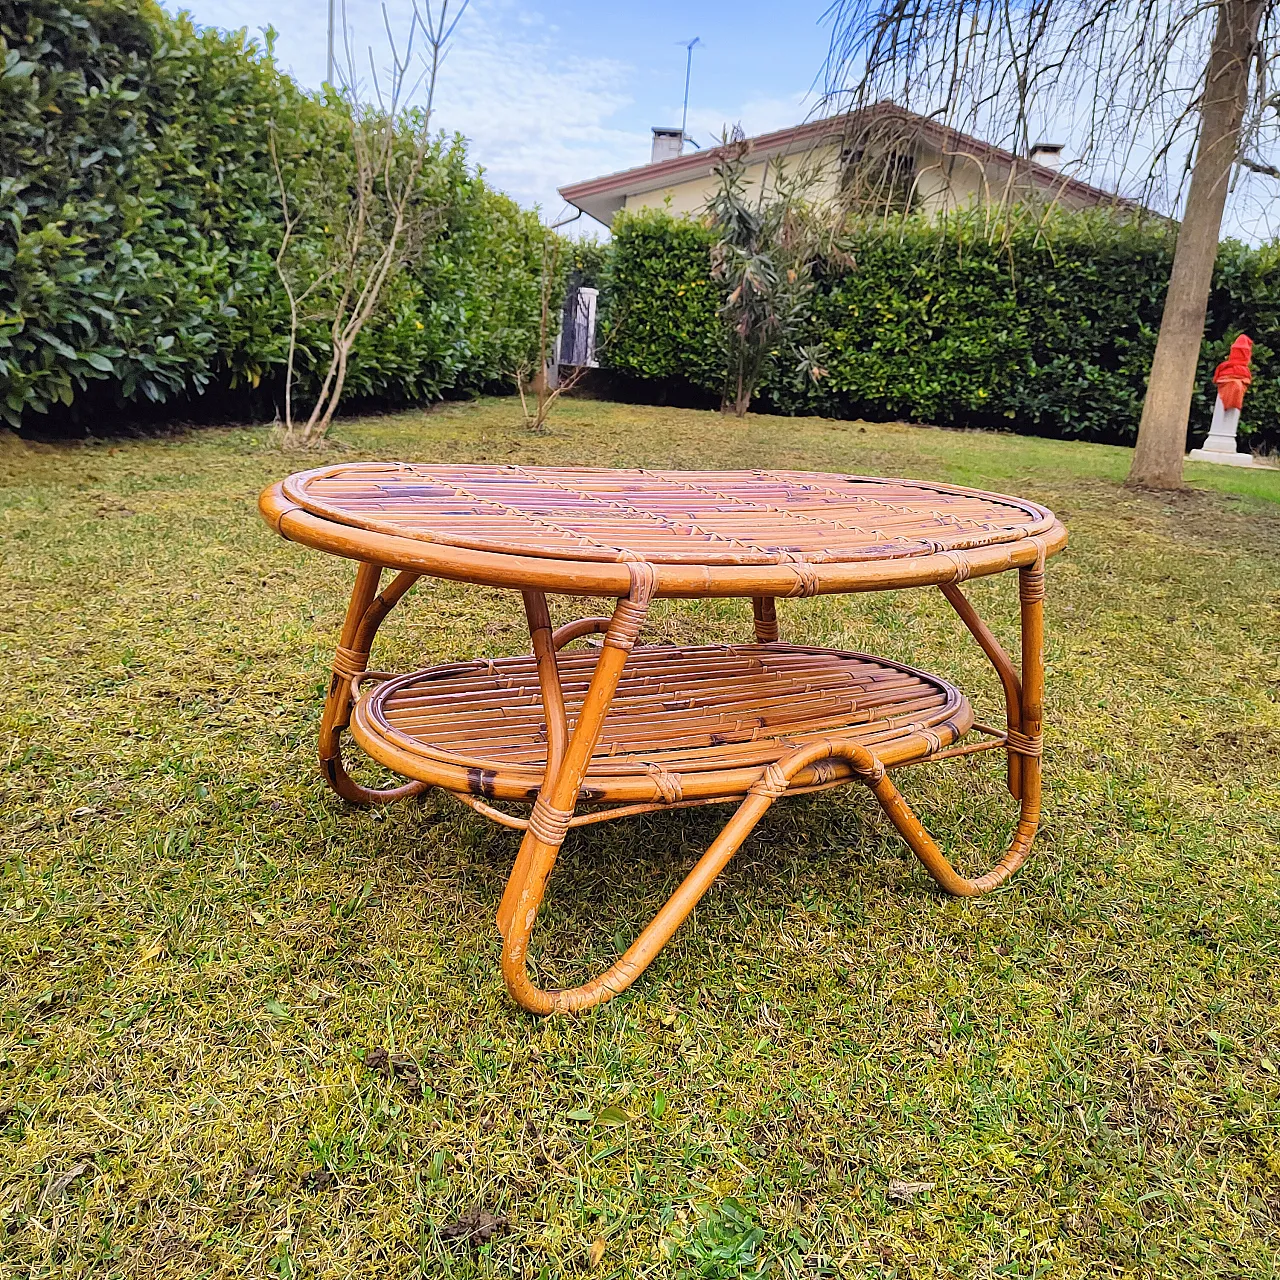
left=261, top=462, right=1066, bottom=598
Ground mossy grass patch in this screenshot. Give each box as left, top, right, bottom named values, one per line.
left=2, top=400, right=1278, bottom=1276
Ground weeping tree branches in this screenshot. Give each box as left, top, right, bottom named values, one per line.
left=1132, top=0, right=1268, bottom=485
left=273, top=0, right=469, bottom=447
left=822, top=0, right=1279, bottom=488
left=824, top=0, right=1273, bottom=216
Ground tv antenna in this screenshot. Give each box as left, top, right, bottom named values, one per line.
left=326, top=0, right=335, bottom=85
left=679, top=37, right=701, bottom=152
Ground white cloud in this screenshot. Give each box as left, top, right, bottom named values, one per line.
left=429, top=2, right=641, bottom=217
left=181, top=0, right=649, bottom=221
left=177, top=1, right=841, bottom=234
left=683, top=91, right=817, bottom=149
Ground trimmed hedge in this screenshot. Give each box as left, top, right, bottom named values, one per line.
left=603, top=211, right=723, bottom=393
left=0, top=0, right=544, bottom=429
left=603, top=207, right=1280, bottom=450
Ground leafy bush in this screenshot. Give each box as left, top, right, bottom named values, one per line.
left=563, top=237, right=610, bottom=290
left=705, top=140, right=818, bottom=417
left=602, top=208, right=723, bottom=391
left=0, top=0, right=544, bottom=430
left=604, top=207, right=1280, bottom=451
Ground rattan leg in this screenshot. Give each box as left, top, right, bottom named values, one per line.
left=863, top=767, right=1040, bottom=896
left=889, top=555, right=1046, bottom=893
left=494, top=589, right=570, bottom=914
left=496, top=738, right=884, bottom=1014
left=760, top=732, right=1041, bottom=899
left=319, top=561, right=427, bottom=805
left=939, top=542, right=1045, bottom=801
left=752, top=596, right=779, bottom=643
left=494, top=695, right=1044, bottom=1013
left=939, top=582, right=1023, bottom=796
left=498, top=555, right=1047, bottom=1012
left=497, top=569, right=663, bottom=1013
left=735, top=737, right=1040, bottom=897
left=502, top=785, right=781, bottom=1012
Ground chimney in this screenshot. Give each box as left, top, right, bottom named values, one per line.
left=651, top=127, right=684, bottom=164
left=1030, top=142, right=1064, bottom=171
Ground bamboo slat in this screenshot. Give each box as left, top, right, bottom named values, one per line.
left=280, top=463, right=1056, bottom=566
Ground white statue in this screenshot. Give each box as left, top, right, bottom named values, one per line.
left=1188, top=334, right=1258, bottom=468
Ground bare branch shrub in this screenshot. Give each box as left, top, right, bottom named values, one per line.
left=513, top=230, right=620, bottom=433
left=273, top=0, right=469, bottom=448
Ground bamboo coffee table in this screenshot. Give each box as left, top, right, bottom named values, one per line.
left=260, top=464, right=1066, bottom=1014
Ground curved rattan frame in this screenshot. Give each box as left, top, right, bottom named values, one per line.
left=260, top=482, right=1066, bottom=598
left=278, top=463, right=1059, bottom=566
left=261, top=470, right=1061, bottom=1015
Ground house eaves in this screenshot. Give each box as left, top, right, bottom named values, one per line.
left=558, top=103, right=1143, bottom=226
left=558, top=115, right=845, bottom=225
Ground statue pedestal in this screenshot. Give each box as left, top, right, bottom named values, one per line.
left=1187, top=398, right=1259, bottom=467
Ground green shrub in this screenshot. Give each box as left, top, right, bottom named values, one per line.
left=603, top=207, right=1280, bottom=451
left=601, top=208, right=722, bottom=390
left=0, top=0, right=544, bottom=429
left=564, top=237, right=609, bottom=290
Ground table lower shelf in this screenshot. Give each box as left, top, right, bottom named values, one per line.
left=349, top=643, right=973, bottom=807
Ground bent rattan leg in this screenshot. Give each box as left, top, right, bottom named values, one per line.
left=864, top=764, right=1040, bottom=896
left=495, top=723, right=1044, bottom=1013
left=319, top=561, right=428, bottom=805
left=496, top=555, right=1047, bottom=1011
left=497, top=738, right=886, bottom=1014
left=497, top=555, right=1047, bottom=1012
left=497, top=569, right=660, bottom=1013
left=939, top=582, right=1023, bottom=797
left=749, top=736, right=1042, bottom=897
left=905, top=552, right=1045, bottom=891
left=939, top=544, right=1046, bottom=801
left=785, top=737, right=1040, bottom=895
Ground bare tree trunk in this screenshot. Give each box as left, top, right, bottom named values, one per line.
left=723, top=355, right=750, bottom=416
left=315, top=343, right=352, bottom=438
left=1126, top=0, right=1263, bottom=490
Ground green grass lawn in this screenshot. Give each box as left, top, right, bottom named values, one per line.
left=3, top=398, right=1279, bottom=1279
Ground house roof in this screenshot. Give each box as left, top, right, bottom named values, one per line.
left=558, top=102, right=1140, bottom=225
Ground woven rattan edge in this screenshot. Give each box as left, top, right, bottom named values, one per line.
left=278, top=463, right=1060, bottom=566
left=350, top=641, right=973, bottom=783
left=284, top=460, right=1059, bottom=517
left=351, top=732, right=969, bottom=805
left=259, top=484, right=1066, bottom=598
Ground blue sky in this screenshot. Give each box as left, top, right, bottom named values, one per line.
left=176, top=0, right=833, bottom=227
left=174, top=1, right=1275, bottom=242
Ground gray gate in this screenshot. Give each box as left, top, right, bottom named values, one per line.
left=557, top=286, right=599, bottom=368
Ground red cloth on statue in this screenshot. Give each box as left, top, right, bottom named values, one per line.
left=1213, top=334, right=1253, bottom=412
